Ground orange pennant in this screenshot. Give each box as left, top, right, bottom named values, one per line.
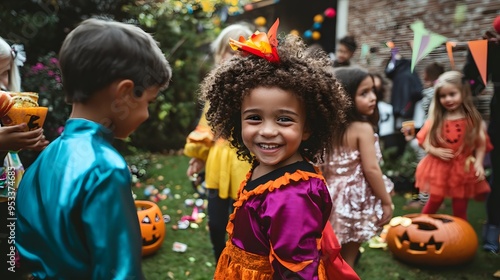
left=446, top=41, right=457, bottom=69
left=467, top=39, right=488, bottom=86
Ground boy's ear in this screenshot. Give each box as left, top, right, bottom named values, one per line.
left=114, top=79, right=135, bottom=99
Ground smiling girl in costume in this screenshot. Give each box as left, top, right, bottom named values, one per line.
left=201, top=19, right=359, bottom=280
left=415, top=70, right=492, bottom=220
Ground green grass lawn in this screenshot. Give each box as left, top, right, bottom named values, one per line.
left=130, top=153, right=499, bottom=280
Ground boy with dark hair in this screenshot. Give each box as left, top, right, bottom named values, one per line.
left=333, top=35, right=357, bottom=67
left=419, top=62, right=445, bottom=119
left=15, top=18, right=171, bottom=279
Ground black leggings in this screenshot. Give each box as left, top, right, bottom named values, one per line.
left=206, top=189, right=233, bottom=263
left=486, top=142, right=500, bottom=226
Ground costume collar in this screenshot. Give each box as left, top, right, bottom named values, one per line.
left=62, top=118, right=114, bottom=143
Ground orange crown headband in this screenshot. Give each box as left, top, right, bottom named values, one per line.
left=229, top=18, right=280, bottom=63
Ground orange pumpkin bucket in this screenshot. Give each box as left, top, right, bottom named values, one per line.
left=135, top=200, right=166, bottom=256
left=1, top=106, right=48, bottom=131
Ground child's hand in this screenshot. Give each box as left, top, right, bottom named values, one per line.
left=400, top=127, right=415, bottom=142
left=474, top=161, right=485, bottom=181
left=186, top=158, right=205, bottom=177
left=25, top=134, right=49, bottom=151
left=0, top=125, right=46, bottom=151
left=429, top=147, right=454, bottom=161
left=378, top=202, right=394, bottom=227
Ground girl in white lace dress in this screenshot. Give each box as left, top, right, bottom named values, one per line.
left=321, top=67, right=394, bottom=269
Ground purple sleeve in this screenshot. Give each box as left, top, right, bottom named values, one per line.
left=261, top=178, right=331, bottom=279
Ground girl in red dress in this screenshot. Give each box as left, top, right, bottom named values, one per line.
left=415, top=71, right=492, bottom=220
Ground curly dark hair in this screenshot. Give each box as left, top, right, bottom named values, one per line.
left=200, top=34, right=350, bottom=164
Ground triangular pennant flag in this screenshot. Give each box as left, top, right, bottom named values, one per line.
left=360, top=43, right=370, bottom=60
left=410, top=21, right=426, bottom=72
left=468, top=39, right=488, bottom=86
left=410, top=20, right=447, bottom=72
left=417, top=34, right=431, bottom=61
left=423, top=32, right=448, bottom=59
left=446, top=41, right=457, bottom=69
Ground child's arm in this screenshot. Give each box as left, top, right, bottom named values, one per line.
left=0, top=125, right=46, bottom=151
left=356, top=122, right=393, bottom=226
left=473, top=122, right=489, bottom=180
left=82, top=167, right=144, bottom=279
left=417, top=120, right=454, bottom=161
left=184, top=104, right=212, bottom=176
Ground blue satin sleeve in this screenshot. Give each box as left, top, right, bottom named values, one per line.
left=82, top=167, right=143, bottom=280
left=15, top=119, right=145, bottom=279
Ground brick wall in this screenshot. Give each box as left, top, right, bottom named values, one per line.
left=346, top=0, right=500, bottom=118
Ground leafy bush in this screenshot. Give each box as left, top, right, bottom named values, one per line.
left=380, top=144, right=418, bottom=181
left=22, top=51, right=71, bottom=142
left=123, top=0, right=244, bottom=152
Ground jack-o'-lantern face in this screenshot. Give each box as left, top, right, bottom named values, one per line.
left=136, top=200, right=166, bottom=256
left=386, top=214, right=478, bottom=266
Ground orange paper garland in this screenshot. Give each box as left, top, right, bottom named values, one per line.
left=467, top=39, right=488, bottom=86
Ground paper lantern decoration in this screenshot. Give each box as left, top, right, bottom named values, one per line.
left=313, top=22, right=322, bottom=30
left=254, top=16, right=266, bottom=27
left=136, top=200, right=166, bottom=256
left=324, top=7, right=336, bottom=18
left=493, top=15, right=500, bottom=34
left=244, top=4, right=253, bottom=11
left=312, top=31, right=321, bottom=40
left=290, top=29, right=300, bottom=36
left=386, top=214, right=477, bottom=266
left=314, top=14, right=324, bottom=23
left=303, top=30, right=312, bottom=39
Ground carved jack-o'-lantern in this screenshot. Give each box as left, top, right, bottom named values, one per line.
left=135, top=200, right=166, bottom=256
left=386, top=214, right=477, bottom=266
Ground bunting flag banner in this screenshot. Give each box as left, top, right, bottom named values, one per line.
left=446, top=41, right=457, bottom=69
left=360, top=43, right=370, bottom=60
left=410, top=20, right=448, bottom=72
left=468, top=39, right=488, bottom=86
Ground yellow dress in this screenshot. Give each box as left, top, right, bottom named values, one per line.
left=184, top=104, right=251, bottom=200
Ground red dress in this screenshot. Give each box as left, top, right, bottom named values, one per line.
left=415, top=119, right=492, bottom=200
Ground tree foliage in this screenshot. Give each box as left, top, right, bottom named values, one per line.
left=123, top=0, right=241, bottom=152
left=1, top=0, right=244, bottom=154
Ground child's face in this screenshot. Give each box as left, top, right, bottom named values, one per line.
left=241, top=87, right=310, bottom=171
left=335, top=44, right=354, bottom=64
left=437, top=83, right=462, bottom=113
left=112, top=85, right=159, bottom=139
left=0, top=57, right=11, bottom=91
left=355, top=76, right=377, bottom=116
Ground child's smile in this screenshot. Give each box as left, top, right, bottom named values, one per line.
left=241, top=86, right=310, bottom=173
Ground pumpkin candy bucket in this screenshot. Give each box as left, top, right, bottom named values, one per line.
left=1, top=106, right=48, bottom=131
left=386, top=213, right=478, bottom=266
left=1, top=91, right=47, bottom=131
left=135, top=200, right=166, bottom=256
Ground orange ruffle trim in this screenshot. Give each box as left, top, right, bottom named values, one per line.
left=214, top=241, right=330, bottom=280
